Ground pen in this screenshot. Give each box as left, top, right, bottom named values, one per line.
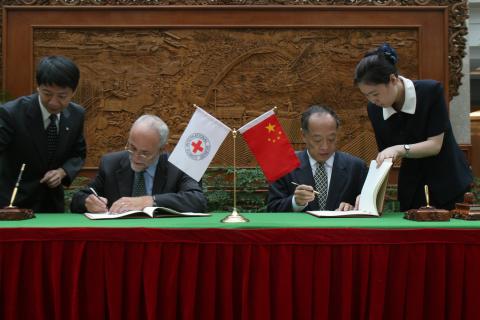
left=89, top=187, right=107, bottom=205
left=8, top=163, right=26, bottom=207
left=291, top=182, right=320, bottom=195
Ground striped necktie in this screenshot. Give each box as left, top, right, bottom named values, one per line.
left=314, top=162, right=328, bottom=210
left=46, top=114, right=59, bottom=168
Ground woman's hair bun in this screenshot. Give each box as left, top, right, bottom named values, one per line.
left=378, top=43, right=398, bottom=65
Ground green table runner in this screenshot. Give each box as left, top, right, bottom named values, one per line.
left=0, top=212, right=480, bottom=229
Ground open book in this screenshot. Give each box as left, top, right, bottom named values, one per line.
left=307, top=159, right=393, bottom=217
left=84, top=206, right=211, bottom=220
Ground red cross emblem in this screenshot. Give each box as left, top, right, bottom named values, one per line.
left=191, top=140, right=204, bottom=153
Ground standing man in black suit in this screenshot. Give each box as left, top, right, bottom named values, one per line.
left=0, top=56, right=86, bottom=212
left=70, top=114, right=207, bottom=214
left=267, top=105, right=368, bottom=212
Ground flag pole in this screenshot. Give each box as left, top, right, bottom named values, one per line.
left=221, top=129, right=249, bottom=223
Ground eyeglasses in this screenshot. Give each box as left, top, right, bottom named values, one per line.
left=124, top=143, right=156, bottom=160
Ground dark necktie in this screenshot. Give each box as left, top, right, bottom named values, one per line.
left=132, top=171, right=146, bottom=196
left=314, top=162, right=328, bottom=210
left=46, top=114, right=59, bottom=167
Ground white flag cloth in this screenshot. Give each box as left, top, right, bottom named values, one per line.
left=168, top=106, right=231, bottom=181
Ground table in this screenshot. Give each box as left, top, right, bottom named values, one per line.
left=1, top=212, right=480, bottom=320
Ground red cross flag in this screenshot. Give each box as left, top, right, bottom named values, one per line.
left=238, top=109, right=300, bottom=182
left=168, top=106, right=231, bottom=181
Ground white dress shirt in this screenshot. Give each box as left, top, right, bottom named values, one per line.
left=38, top=96, right=60, bottom=132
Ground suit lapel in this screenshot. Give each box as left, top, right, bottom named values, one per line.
left=115, top=154, right=134, bottom=197
left=296, top=150, right=315, bottom=186
left=296, top=151, right=319, bottom=211
left=326, top=153, right=347, bottom=210
left=26, top=96, right=48, bottom=166
left=55, top=106, right=72, bottom=160
left=152, top=154, right=168, bottom=194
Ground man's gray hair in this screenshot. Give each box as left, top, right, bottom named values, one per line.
left=132, top=114, right=169, bottom=148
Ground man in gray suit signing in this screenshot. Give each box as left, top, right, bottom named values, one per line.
left=71, top=114, right=207, bottom=214
left=267, top=105, right=367, bottom=212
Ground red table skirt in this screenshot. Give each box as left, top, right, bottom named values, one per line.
left=1, top=227, right=480, bottom=320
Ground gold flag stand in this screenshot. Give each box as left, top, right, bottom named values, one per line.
left=221, top=129, right=249, bottom=223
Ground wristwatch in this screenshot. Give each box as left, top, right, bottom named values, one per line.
left=403, top=144, right=411, bottom=157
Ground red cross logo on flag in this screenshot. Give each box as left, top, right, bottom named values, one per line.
left=168, top=106, right=231, bottom=182
left=191, top=140, right=204, bottom=153
left=185, top=133, right=211, bottom=160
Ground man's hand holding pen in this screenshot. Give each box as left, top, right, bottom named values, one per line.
left=85, top=188, right=108, bottom=213
left=291, top=182, right=317, bottom=206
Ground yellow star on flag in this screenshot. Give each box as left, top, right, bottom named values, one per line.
left=265, top=123, right=276, bottom=133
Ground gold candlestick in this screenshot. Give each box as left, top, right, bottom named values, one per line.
left=221, top=129, right=249, bottom=223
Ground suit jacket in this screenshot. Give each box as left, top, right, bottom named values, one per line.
left=0, top=93, right=86, bottom=212
left=70, top=151, right=208, bottom=213
left=267, top=150, right=367, bottom=212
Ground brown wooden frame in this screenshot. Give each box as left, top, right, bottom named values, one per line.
left=3, top=5, right=449, bottom=98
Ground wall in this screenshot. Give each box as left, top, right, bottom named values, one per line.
left=1, top=3, right=462, bottom=173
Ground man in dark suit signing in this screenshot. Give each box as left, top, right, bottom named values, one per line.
left=0, top=56, right=86, bottom=212
left=70, top=114, right=207, bottom=214
left=267, top=105, right=367, bottom=212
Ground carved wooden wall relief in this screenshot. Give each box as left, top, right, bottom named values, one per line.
left=33, top=28, right=418, bottom=166
left=0, top=0, right=468, bottom=99
left=0, top=5, right=452, bottom=169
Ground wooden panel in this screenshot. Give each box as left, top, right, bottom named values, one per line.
left=2, top=6, right=449, bottom=169
left=3, top=6, right=449, bottom=96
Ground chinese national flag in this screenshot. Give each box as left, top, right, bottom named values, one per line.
left=238, top=110, right=300, bottom=182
